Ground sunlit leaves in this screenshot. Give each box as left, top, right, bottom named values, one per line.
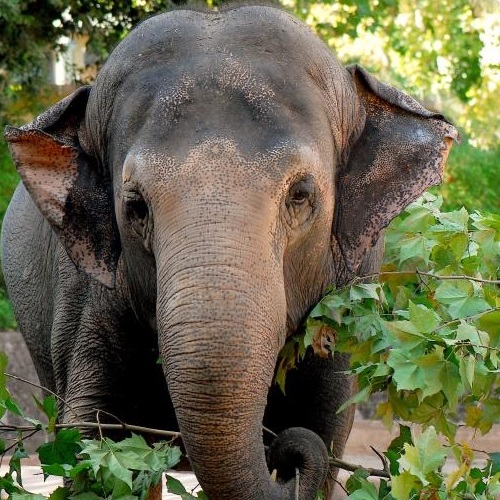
left=400, top=427, right=447, bottom=484
left=276, top=194, right=500, bottom=497
left=166, top=475, right=207, bottom=499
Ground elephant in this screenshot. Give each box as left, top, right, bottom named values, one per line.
left=1, top=5, right=458, bottom=500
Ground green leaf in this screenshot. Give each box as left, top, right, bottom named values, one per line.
left=37, top=428, right=81, bottom=467
left=391, top=470, right=420, bottom=499
left=346, top=480, right=378, bottom=499
left=439, top=359, right=462, bottom=410
left=47, top=487, right=71, bottom=500
left=5, top=396, right=23, bottom=416
left=0, top=352, right=12, bottom=419
left=349, top=283, right=382, bottom=301
left=337, top=385, right=371, bottom=413
left=437, top=207, right=469, bottom=232
left=487, top=452, right=500, bottom=476
left=70, top=493, right=104, bottom=500
left=11, top=494, right=47, bottom=500
left=434, top=280, right=490, bottom=320
left=399, top=234, right=429, bottom=264
left=385, top=424, right=413, bottom=476
left=42, top=463, right=70, bottom=477
left=166, top=475, right=189, bottom=494
left=455, top=321, right=489, bottom=355
left=459, top=355, right=476, bottom=391
left=399, top=427, right=447, bottom=485
left=34, top=395, right=58, bottom=431
left=10, top=444, right=29, bottom=487
left=385, top=319, right=426, bottom=343
left=408, top=301, right=440, bottom=334
left=387, top=350, right=425, bottom=394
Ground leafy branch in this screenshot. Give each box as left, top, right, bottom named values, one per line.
left=277, top=194, right=500, bottom=498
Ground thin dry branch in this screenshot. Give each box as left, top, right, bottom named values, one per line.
left=0, top=420, right=392, bottom=478
left=356, top=270, right=500, bottom=286
left=5, top=373, right=82, bottom=421
left=329, top=456, right=390, bottom=479
left=0, top=421, right=181, bottom=439
left=4, top=362, right=389, bottom=479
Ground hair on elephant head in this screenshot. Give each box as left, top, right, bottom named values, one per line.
left=2, top=5, right=458, bottom=500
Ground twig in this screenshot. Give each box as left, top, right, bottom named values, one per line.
left=0, top=422, right=181, bottom=439
left=0, top=420, right=392, bottom=479
left=2, top=428, right=39, bottom=456
left=4, top=373, right=82, bottom=421
left=4, top=373, right=388, bottom=480
left=329, top=456, right=390, bottom=479
left=356, top=270, right=500, bottom=286
left=96, top=410, right=105, bottom=441
left=262, top=426, right=277, bottom=438
left=370, top=446, right=389, bottom=472
left=415, top=269, right=432, bottom=293
left=332, top=475, right=349, bottom=495
left=433, top=307, right=500, bottom=335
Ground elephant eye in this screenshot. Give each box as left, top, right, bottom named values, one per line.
left=288, top=178, right=314, bottom=206
left=124, top=192, right=149, bottom=237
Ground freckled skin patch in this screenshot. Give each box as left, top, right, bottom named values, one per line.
left=3, top=6, right=458, bottom=500
left=5, top=128, right=78, bottom=227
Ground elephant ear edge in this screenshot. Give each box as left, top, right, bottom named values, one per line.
left=334, top=64, right=460, bottom=273
left=4, top=86, right=121, bottom=288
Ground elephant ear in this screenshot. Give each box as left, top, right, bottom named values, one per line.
left=4, top=86, right=120, bottom=288
left=334, top=64, right=459, bottom=272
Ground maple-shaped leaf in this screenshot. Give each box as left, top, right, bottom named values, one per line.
left=399, top=427, right=447, bottom=485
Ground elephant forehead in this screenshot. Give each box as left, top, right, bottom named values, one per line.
left=154, top=56, right=277, bottom=121
left=125, top=137, right=323, bottom=196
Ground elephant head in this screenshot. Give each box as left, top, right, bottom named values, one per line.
left=4, top=6, right=458, bottom=500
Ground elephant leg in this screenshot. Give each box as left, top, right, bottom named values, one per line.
left=50, top=295, right=176, bottom=436
left=265, top=349, right=355, bottom=499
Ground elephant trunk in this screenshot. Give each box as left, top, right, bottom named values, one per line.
left=156, top=224, right=328, bottom=500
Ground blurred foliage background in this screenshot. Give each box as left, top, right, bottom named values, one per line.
left=0, top=0, right=499, bottom=329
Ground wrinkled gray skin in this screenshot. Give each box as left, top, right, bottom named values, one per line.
left=2, top=6, right=458, bottom=500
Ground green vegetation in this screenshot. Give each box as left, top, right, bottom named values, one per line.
left=281, top=194, right=500, bottom=498
left=0, top=140, right=18, bottom=222
left=438, top=140, right=500, bottom=214
left=0, top=141, right=17, bottom=331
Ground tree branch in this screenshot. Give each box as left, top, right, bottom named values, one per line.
left=0, top=422, right=181, bottom=439
left=0, top=420, right=393, bottom=479
left=329, top=456, right=390, bottom=479
left=355, top=270, right=500, bottom=286
left=4, top=373, right=83, bottom=421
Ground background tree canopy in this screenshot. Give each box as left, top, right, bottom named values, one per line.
left=1, top=0, right=499, bottom=146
